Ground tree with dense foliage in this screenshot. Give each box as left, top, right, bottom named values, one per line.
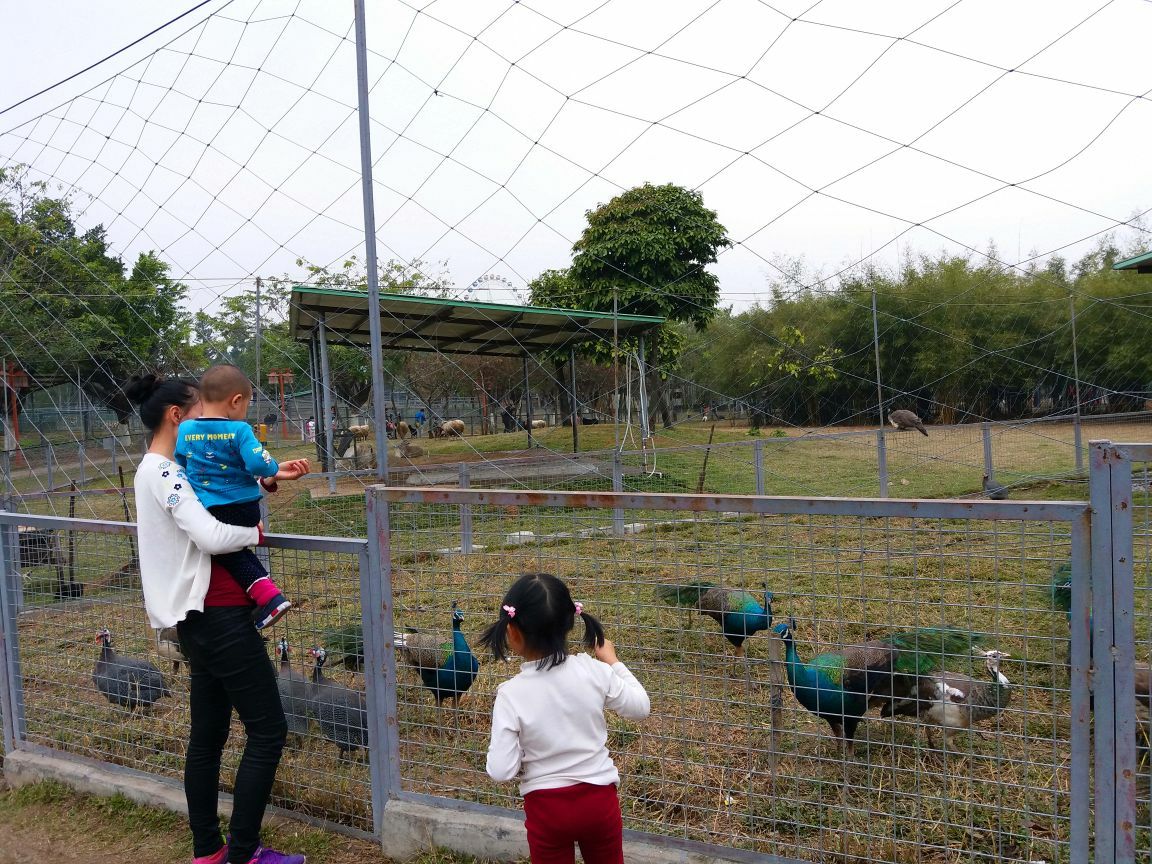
left=0, top=167, right=193, bottom=423
left=530, top=183, right=731, bottom=427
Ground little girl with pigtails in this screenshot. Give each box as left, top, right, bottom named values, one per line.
left=479, top=572, right=651, bottom=864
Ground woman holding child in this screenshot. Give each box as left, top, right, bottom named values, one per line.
left=125, top=368, right=308, bottom=864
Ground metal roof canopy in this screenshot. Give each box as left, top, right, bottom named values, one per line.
left=289, top=286, right=665, bottom=357
left=1113, top=250, right=1152, bottom=274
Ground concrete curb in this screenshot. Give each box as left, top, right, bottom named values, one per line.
left=5, top=749, right=754, bottom=863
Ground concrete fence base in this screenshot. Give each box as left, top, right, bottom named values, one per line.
left=4, top=749, right=755, bottom=863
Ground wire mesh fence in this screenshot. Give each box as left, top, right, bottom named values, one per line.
left=6, top=447, right=1152, bottom=861
left=0, top=515, right=375, bottom=834
left=378, top=486, right=1093, bottom=863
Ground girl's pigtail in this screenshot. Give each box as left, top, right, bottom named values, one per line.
left=477, top=618, right=508, bottom=663
left=579, top=611, right=606, bottom=650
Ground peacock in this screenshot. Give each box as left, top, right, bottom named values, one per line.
left=655, top=581, right=773, bottom=657
left=394, top=602, right=479, bottom=709
left=883, top=649, right=1013, bottom=753
left=773, top=618, right=980, bottom=755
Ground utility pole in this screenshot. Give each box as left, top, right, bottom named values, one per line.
left=353, top=0, right=389, bottom=480
left=254, top=276, right=262, bottom=420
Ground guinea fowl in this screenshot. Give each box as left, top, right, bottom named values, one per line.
left=93, top=628, right=170, bottom=711
left=308, top=647, right=368, bottom=761
left=276, top=638, right=312, bottom=746
left=155, top=626, right=187, bottom=673
left=395, top=602, right=480, bottom=710
left=884, top=650, right=1012, bottom=753
left=888, top=409, right=929, bottom=436
left=773, top=618, right=979, bottom=755
left=981, top=474, right=1008, bottom=500
left=655, top=582, right=772, bottom=657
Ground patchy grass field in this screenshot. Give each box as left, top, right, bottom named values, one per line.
left=0, top=779, right=492, bottom=864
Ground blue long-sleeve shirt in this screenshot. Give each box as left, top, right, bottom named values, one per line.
left=175, top=418, right=279, bottom=508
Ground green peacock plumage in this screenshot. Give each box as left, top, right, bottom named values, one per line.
left=774, top=618, right=982, bottom=755
left=656, top=581, right=772, bottom=656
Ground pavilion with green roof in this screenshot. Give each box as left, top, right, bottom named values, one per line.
left=287, top=286, right=665, bottom=479
left=1113, top=250, right=1152, bottom=275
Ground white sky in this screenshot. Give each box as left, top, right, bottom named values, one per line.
left=1, top=0, right=1150, bottom=315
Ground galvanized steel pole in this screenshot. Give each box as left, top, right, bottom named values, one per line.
left=353, top=0, right=389, bottom=481
left=1070, top=292, right=1084, bottom=472
left=872, top=285, right=888, bottom=497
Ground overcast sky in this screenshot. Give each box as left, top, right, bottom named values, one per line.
left=1, top=0, right=1150, bottom=314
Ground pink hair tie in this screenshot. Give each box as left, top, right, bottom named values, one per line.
left=502, top=604, right=516, bottom=619
left=573, top=602, right=584, bottom=616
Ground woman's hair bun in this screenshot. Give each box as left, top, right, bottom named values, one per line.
left=122, top=374, right=162, bottom=406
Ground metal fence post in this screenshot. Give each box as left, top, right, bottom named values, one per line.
left=0, top=516, right=26, bottom=752
left=754, top=439, right=765, bottom=497
left=981, top=422, right=994, bottom=481
left=612, top=451, right=624, bottom=536
left=1069, top=511, right=1093, bottom=863
left=77, top=441, right=86, bottom=488
left=459, top=463, right=473, bottom=554
left=876, top=430, right=888, bottom=498
left=256, top=496, right=270, bottom=570
left=1, top=451, right=10, bottom=497
left=1074, top=415, right=1084, bottom=473
left=364, top=486, right=401, bottom=834
left=1088, top=440, right=1137, bottom=863
left=46, top=442, right=54, bottom=490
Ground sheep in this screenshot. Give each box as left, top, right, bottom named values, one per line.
left=396, top=420, right=410, bottom=439
left=530, top=419, right=546, bottom=430
left=440, top=419, right=465, bottom=437
left=335, top=441, right=375, bottom=471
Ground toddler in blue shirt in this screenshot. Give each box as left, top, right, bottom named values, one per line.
left=176, top=364, right=309, bottom=628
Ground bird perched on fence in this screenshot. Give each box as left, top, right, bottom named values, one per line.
left=93, top=628, right=170, bottom=711
left=308, top=647, right=369, bottom=761
left=773, top=618, right=979, bottom=755
left=655, top=581, right=773, bottom=657
left=154, top=626, right=187, bottom=674
left=982, top=474, right=1008, bottom=500
left=883, top=649, right=1012, bottom=753
left=888, top=409, right=929, bottom=436
left=395, top=602, right=480, bottom=710
left=276, top=638, right=312, bottom=747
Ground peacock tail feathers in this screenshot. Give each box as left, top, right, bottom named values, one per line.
left=655, top=581, right=720, bottom=607
left=881, top=628, right=983, bottom=676
left=1049, top=560, right=1072, bottom=615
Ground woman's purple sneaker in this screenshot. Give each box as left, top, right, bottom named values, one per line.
left=242, top=846, right=306, bottom=864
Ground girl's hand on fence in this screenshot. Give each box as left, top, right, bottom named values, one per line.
left=594, top=638, right=619, bottom=666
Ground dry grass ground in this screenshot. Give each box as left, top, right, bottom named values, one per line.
left=0, top=779, right=492, bottom=864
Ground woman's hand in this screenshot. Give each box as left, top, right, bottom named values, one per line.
left=594, top=638, right=619, bottom=666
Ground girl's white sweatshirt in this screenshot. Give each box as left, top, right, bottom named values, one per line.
left=134, top=452, right=259, bottom=629
left=486, top=653, right=650, bottom=794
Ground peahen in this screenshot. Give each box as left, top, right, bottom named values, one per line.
left=773, top=618, right=980, bottom=755
left=884, top=649, right=1012, bottom=753
left=888, top=409, right=929, bottom=436
left=93, top=628, right=170, bottom=712
left=655, top=581, right=772, bottom=657
left=394, top=602, right=479, bottom=708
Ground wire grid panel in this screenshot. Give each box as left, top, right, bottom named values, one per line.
left=382, top=488, right=1090, bottom=864
left=0, top=514, right=374, bottom=834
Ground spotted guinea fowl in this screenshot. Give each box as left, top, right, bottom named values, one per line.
left=883, top=649, right=1012, bottom=752
left=981, top=474, right=1008, bottom=500
left=308, top=647, right=368, bottom=761
left=888, top=409, right=928, bottom=436
left=93, top=628, right=170, bottom=711
left=155, top=626, right=187, bottom=674
left=276, top=638, right=312, bottom=746
left=773, top=618, right=979, bottom=755
left=394, top=602, right=480, bottom=707
left=655, top=582, right=772, bottom=657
